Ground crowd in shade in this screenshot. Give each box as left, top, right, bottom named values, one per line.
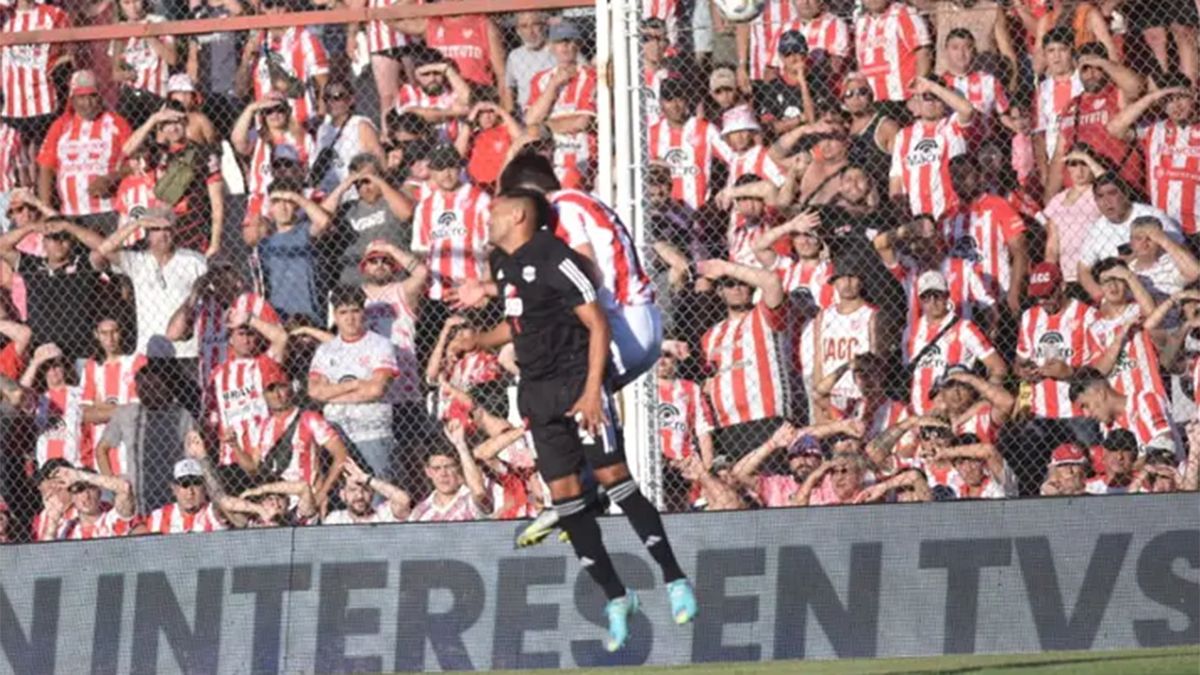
left=0, top=0, right=1199, bottom=544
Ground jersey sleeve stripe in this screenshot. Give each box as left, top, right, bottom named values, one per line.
left=558, top=259, right=597, bottom=303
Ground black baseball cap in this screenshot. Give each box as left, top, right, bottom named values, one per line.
left=427, top=144, right=463, bottom=170
left=1102, top=429, right=1139, bottom=453
left=777, top=30, right=808, bottom=56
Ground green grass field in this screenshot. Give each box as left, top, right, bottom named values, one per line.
left=491, top=645, right=1200, bottom=675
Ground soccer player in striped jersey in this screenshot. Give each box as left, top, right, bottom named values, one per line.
left=1069, top=369, right=1182, bottom=457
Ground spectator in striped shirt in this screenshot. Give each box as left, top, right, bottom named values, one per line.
left=45, top=465, right=141, bottom=539
left=1040, top=442, right=1090, bottom=496
left=228, top=479, right=319, bottom=527
left=407, top=435, right=494, bottom=522
left=0, top=498, right=9, bottom=543
left=1069, top=369, right=1182, bottom=457
left=110, top=0, right=177, bottom=130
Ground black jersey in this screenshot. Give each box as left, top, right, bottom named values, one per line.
left=490, top=230, right=600, bottom=381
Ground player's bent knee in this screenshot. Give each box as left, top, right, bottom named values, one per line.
left=547, top=474, right=586, bottom=501
left=594, top=463, right=632, bottom=486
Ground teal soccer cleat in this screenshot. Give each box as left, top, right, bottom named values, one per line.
left=604, top=591, right=640, bottom=652
left=667, top=578, right=697, bottom=625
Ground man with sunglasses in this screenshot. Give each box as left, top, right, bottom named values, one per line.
left=314, top=80, right=385, bottom=196
left=1108, top=73, right=1200, bottom=236
left=0, top=214, right=104, bottom=359
left=37, top=70, right=132, bottom=233
left=890, top=75, right=974, bottom=220
left=146, top=457, right=229, bottom=534
left=45, top=465, right=141, bottom=540
left=395, top=48, right=473, bottom=143
left=648, top=77, right=735, bottom=211
left=928, top=364, right=1014, bottom=445
left=321, top=154, right=415, bottom=287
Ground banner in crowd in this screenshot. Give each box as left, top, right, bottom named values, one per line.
left=2, top=495, right=1197, bottom=674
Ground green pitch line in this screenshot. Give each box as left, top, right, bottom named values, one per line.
left=487, top=645, right=1200, bottom=675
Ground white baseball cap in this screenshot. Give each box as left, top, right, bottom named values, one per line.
left=167, top=73, right=196, bottom=94
left=917, top=270, right=949, bottom=295
left=173, top=458, right=204, bottom=481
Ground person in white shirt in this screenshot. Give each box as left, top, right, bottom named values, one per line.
left=407, top=426, right=494, bottom=522
left=307, top=284, right=398, bottom=477
left=323, top=460, right=411, bottom=524
left=1078, top=173, right=1182, bottom=301
left=1126, top=216, right=1200, bottom=302
left=507, top=11, right=558, bottom=115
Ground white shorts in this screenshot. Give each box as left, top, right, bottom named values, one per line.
left=609, top=302, right=663, bottom=390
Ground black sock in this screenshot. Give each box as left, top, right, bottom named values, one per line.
left=555, top=497, right=626, bottom=600
left=607, top=478, right=686, bottom=584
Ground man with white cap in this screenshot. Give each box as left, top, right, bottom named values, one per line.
left=722, top=105, right=786, bottom=189
left=903, top=269, right=1007, bottom=414
left=36, top=70, right=132, bottom=233
left=146, top=456, right=228, bottom=534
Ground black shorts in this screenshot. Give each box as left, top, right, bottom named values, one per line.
left=518, top=376, right=626, bottom=482
left=1126, top=0, right=1199, bottom=31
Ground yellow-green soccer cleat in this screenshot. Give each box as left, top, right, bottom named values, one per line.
left=514, top=508, right=560, bottom=549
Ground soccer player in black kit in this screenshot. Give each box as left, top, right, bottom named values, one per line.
left=458, top=189, right=697, bottom=651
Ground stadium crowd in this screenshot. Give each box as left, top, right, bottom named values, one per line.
left=0, top=0, right=1199, bottom=544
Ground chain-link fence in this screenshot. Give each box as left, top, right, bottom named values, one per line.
left=637, top=0, right=1200, bottom=512
left=0, top=0, right=1199, bottom=548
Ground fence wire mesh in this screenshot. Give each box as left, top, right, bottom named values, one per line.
left=0, top=0, right=1197, bottom=548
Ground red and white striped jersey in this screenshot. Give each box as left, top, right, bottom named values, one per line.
left=1, top=5, right=69, bottom=118
left=643, top=0, right=681, bottom=46
left=36, top=112, right=132, bottom=216
left=35, top=386, right=90, bottom=469
left=728, top=212, right=780, bottom=268
left=112, top=171, right=158, bottom=245
left=832, top=398, right=910, bottom=441
left=1103, top=388, right=1177, bottom=451
left=939, top=193, right=1026, bottom=295
left=776, top=257, right=837, bottom=310
left=324, top=503, right=402, bottom=524
left=252, top=409, right=337, bottom=485
left=647, top=116, right=734, bottom=209
left=551, top=189, right=655, bottom=307
left=726, top=145, right=786, bottom=188
left=527, top=65, right=598, bottom=116
left=854, top=3, right=931, bottom=102
left=395, top=83, right=461, bottom=141
left=1140, top=120, right=1200, bottom=235
left=412, top=182, right=491, bottom=302
left=701, top=302, right=791, bottom=428
left=769, top=13, right=851, bottom=68
left=195, top=293, right=282, bottom=397
left=816, top=302, right=877, bottom=400
left=1084, top=304, right=1167, bottom=399
left=56, top=507, right=137, bottom=540
left=363, top=282, right=421, bottom=403
left=657, top=377, right=715, bottom=461
left=1017, top=299, right=1096, bottom=419
left=365, top=0, right=412, bottom=54
left=32, top=505, right=77, bottom=542
left=147, top=502, right=227, bottom=534
left=246, top=130, right=316, bottom=198
left=891, top=116, right=968, bottom=219
left=208, top=353, right=279, bottom=465
left=942, top=71, right=1011, bottom=118
left=890, top=256, right=996, bottom=323
left=904, top=314, right=995, bottom=414
left=114, top=16, right=174, bottom=97
left=528, top=66, right=598, bottom=190
left=251, top=27, right=329, bottom=125
left=79, top=353, right=146, bottom=475
left=425, top=15, right=496, bottom=87
left=0, top=122, right=22, bottom=193
left=408, top=484, right=489, bottom=522
left=644, top=67, right=670, bottom=125
left=1035, top=72, right=1084, bottom=161
left=439, top=350, right=503, bottom=426
left=953, top=403, right=999, bottom=444
left=745, top=0, right=799, bottom=81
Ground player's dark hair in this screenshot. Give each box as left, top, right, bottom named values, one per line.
left=1067, top=367, right=1107, bottom=403
left=499, top=152, right=562, bottom=194
left=498, top=187, right=555, bottom=230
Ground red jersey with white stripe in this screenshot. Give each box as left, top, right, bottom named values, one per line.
left=647, top=116, right=734, bottom=209
left=1140, top=120, right=1200, bottom=235
left=644, top=67, right=670, bottom=125
left=426, top=15, right=496, bottom=87
left=36, top=112, right=132, bottom=216
left=408, top=484, right=488, bottom=522
left=116, top=16, right=174, bottom=97
left=954, top=403, right=998, bottom=444
left=395, top=84, right=460, bottom=141
left=891, top=116, right=968, bottom=219
left=365, top=0, right=412, bottom=54
left=411, top=183, right=491, bottom=302
left=80, top=353, right=147, bottom=475
left=1017, top=299, right=1096, bottom=418
left=1103, top=389, right=1177, bottom=451
left=551, top=189, right=655, bottom=307
left=890, top=256, right=996, bottom=323
left=112, top=171, right=157, bottom=245
left=147, top=502, right=226, bottom=534
left=776, top=257, right=837, bottom=310
left=770, top=13, right=851, bottom=68
left=56, top=506, right=137, bottom=540
left=1058, top=85, right=1141, bottom=192
left=726, top=145, right=786, bottom=188
left=363, top=282, right=421, bottom=403
left=832, top=398, right=909, bottom=441
left=208, top=354, right=278, bottom=465
left=195, top=293, right=281, bottom=398
left=1035, top=72, right=1084, bottom=161
left=252, top=409, right=337, bottom=485
left=251, top=27, right=329, bottom=125
left=854, top=3, right=931, bottom=101
left=35, top=386, right=91, bottom=469
left=701, top=302, right=791, bottom=428
left=816, top=302, right=877, bottom=400
left=246, top=130, right=316, bottom=198
left=942, top=70, right=1010, bottom=146
left=32, top=505, right=77, bottom=542
left=728, top=211, right=782, bottom=268
left=904, top=314, right=995, bottom=413
left=939, top=193, right=1026, bottom=296
left=1, top=5, right=69, bottom=118
left=1084, top=304, right=1167, bottom=398
left=528, top=66, right=598, bottom=190
left=0, top=122, right=22, bottom=193
left=439, top=350, right=504, bottom=426
left=746, top=0, right=799, bottom=81
left=657, top=377, right=715, bottom=461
